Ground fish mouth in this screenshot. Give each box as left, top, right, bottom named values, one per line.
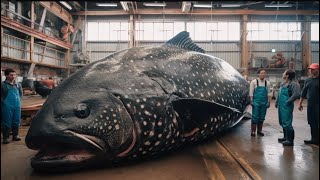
left=30, top=130, right=106, bottom=172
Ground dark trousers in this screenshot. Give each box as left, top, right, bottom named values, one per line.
left=307, top=104, right=319, bottom=142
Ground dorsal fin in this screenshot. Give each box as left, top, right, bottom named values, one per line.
left=164, top=31, right=205, bottom=53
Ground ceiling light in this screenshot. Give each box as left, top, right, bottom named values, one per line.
left=120, top=1, right=129, bottom=11
left=143, top=2, right=166, bottom=7
left=221, top=4, right=241, bottom=8
left=193, top=4, right=212, bottom=8
left=60, top=1, right=72, bottom=10
left=96, top=3, right=118, bottom=7
left=265, top=4, right=293, bottom=7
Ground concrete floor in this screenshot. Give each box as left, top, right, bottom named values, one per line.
left=1, top=100, right=319, bottom=179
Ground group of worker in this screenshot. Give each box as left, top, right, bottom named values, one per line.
left=250, top=63, right=319, bottom=146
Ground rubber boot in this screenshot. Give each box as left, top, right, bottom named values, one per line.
left=12, top=126, right=21, bottom=141
left=304, top=127, right=318, bottom=145
left=257, top=122, right=264, bottom=136
left=251, top=124, right=257, bottom=136
left=283, top=129, right=294, bottom=146
left=278, top=128, right=287, bottom=142
left=2, top=128, right=10, bottom=144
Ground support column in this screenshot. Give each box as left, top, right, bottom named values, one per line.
left=39, top=8, right=47, bottom=32
left=241, top=15, right=248, bottom=76
left=1, top=27, right=3, bottom=56
left=66, top=49, right=70, bottom=68
left=129, top=15, right=135, bottom=48
left=28, top=36, right=36, bottom=78
left=31, top=2, right=35, bottom=29
left=301, top=16, right=311, bottom=72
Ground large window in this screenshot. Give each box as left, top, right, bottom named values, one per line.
left=247, top=22, right=301, bottom=41
left=186, top=22, right=240, bottom=41
left=135, top=22, right=185, bottom=41
left=311, top=22, right=319, bottom=41
left=87, top=21, right=129, bottom=41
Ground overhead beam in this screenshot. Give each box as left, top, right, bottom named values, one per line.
left=39, top=2, right=73, bottom=24
left=72, top=9, right=319, bottom=16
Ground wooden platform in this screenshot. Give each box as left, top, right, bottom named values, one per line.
left=21, top=95, right=46, bottom=125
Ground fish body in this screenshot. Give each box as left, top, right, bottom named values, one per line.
left=25, top=31, right=250, bottom=172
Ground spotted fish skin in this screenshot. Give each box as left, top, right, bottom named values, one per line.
left=25, top=31, right=249, bottom=171
left=104, top=45, right=249, bottom=162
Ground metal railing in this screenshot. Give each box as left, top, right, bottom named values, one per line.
left=1, top=7, right=60, bottom=39
left=1, top=33, right=66, bottom=67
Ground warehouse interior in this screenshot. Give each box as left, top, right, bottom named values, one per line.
left=1, top=1, right=319, bottom=179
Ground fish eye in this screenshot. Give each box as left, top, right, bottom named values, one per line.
left=74, top=103, right=90, bottom=118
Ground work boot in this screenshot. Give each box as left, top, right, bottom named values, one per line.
left=257, top=122, right=264, bottom=136
left=2, top=128, right=11, bottom=144
left=12, top=126, right=21, bottom=141
left=304, top=139, right=318, bottom=145
left=283, top=129, right=294, bottom=146
left=278, top=128, right=287, bottom=142
left=251, top=124, right=257, bottom=136
left=305, top=127, right=319, bottom=145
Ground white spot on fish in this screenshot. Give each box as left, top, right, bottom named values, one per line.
left=149, top=131, right=154, bottom=136
left=155, top=141, right=160, bottom=146
left=143, top=121, right=147, bottom=126
left=144, top=141, right=151, bottom=146
left=144, top=111, right=151, bottom=116
left=108, top=126, right=112, bottom=130
left=115, top=124, right=119, bottom=130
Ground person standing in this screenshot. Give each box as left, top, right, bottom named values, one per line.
left=275, top=69, right=300, bottom=146
left=249, top=68, right=271, bottom=136
left=1, top=68, right=23, bottom=144
left=298, top=63, right=319, bottom=145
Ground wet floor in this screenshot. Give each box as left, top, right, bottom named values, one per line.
left=1, top=100, right=319, bottom=179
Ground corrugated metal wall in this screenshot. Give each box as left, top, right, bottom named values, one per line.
left=1, top=34, right=29, bottom=60
left=2, top=33, right=66, bottom=67
left=311, top=42, right=319, bottom=64
left=81, top=40, right=309, bottom=70
left=76, top=15, right=318, bottom=70
left=83, top=41, right=241, bottom=68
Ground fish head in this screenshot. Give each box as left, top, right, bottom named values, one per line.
left=25, top=75, right=135, bottom=171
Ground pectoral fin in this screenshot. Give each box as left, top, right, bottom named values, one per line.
left=172, top=98, right=241, bottom=135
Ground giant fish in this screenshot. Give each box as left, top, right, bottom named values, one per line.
left=25, top=31, right=250, bottom=172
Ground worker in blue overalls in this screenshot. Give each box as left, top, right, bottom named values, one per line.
left=1, top=68, right=23, bottom=144
left=276, top=69, right=300, bottom=146
left=249, top=68, right=271, bottom=136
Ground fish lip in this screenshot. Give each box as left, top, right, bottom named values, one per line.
left=30, top=130, right=107, bottom=171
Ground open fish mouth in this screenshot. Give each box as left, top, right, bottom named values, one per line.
left=30, top=130, right=106, bottom=171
